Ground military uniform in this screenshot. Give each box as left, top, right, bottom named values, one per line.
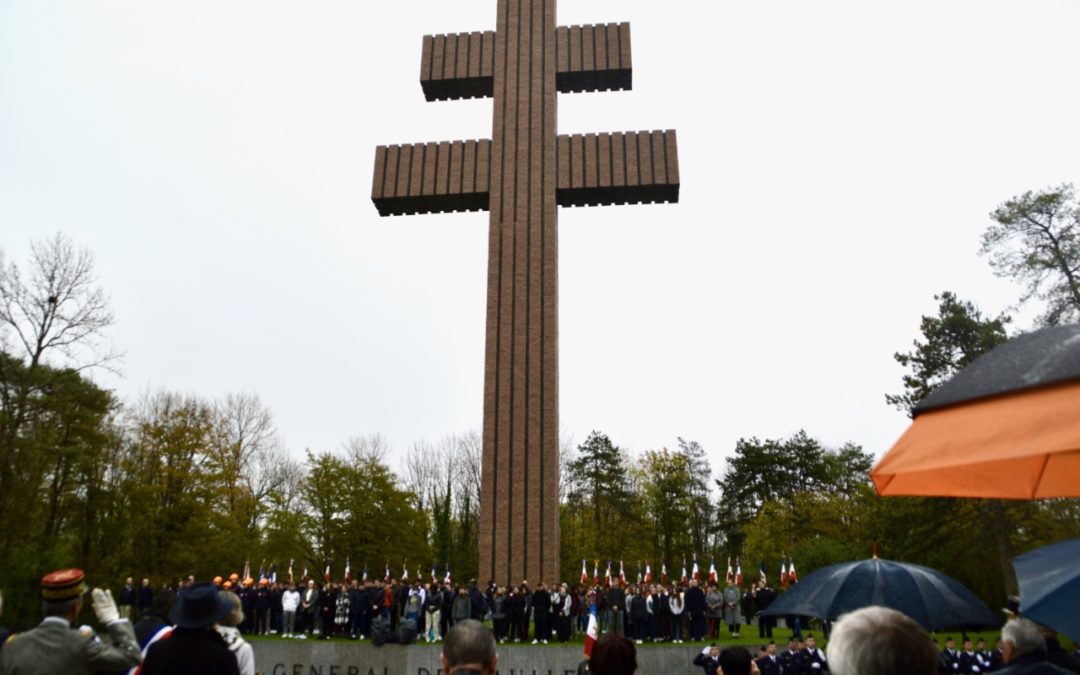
left=0, top=616, right=140, bottom=674
left=0, top=567, right=140, bottom=675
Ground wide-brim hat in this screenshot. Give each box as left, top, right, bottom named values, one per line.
left=170, top=582, right=232, bottom=629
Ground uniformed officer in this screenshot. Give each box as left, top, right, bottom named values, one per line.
left=758, top=641, right=782, bottom=675
left=0, top=568, right=141, bottom=675
left=803, top=634, right=830, bottom=674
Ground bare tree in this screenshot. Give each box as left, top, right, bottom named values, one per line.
left=0, top=232, right=118, bottom=371
left=341, top=433, right=390, bottom=465
left=210, top=392, right=286, bottom=529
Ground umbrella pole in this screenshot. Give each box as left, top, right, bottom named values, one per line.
left=985, top=499, right=1018, bottom=597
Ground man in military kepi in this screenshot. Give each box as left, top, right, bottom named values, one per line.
left=0, top=568, right=141, bottom=675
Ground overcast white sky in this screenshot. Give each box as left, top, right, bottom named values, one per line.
left=3, top=0, right=1077, bottom=476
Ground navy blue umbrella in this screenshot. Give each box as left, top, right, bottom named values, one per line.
left=1014, top=539, right=1080, bottom=642
left=762, top=557, right=1000, bottom=631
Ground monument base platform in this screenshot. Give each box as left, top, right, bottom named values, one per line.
left=252, top=640, right=710, bottom=675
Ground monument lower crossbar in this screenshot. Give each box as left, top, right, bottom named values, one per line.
left=372, top=0, right=680, bottom=586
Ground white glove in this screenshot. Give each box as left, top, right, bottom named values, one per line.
left=703, top=646, right=712, bottom=655
left=91, top=588, right=120, bottom=625
left=811, top=663, right=821, bottom=669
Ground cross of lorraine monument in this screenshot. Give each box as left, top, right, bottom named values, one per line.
left=372, top=0, right=679, bottom=586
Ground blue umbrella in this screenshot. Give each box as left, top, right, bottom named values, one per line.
left=762, top=557, right=1000, bottom=631
left=1014, top=539, right=1080, bottom=642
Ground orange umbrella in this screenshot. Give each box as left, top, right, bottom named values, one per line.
left=872, top=325, right=1080, bottom=499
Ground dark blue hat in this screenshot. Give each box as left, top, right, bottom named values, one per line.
left=170, top=582, right=231, bottom=629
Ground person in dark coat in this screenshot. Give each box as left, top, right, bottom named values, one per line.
left=996, top=619, right=1074, bottom=675
left=133, top=588, right=177, bottom=648
left=319, top=583, right=337, bottom=639
left=507, top=586, right=525, bottom=641
left=693, top=644, right=722, bottom=675
left=783, top=637, right=806, bottom=675
left=758, top=641, right=782, bottom=675
left=754, top=581, right=776, bottom=638
left=802, top=635, right=830, bottom=674
left=684, top=580, right=708, bottom=641
left=140, top=582, right=240, bottom=675
left=138, top=578, right=154, bottom=618
left=469, top=580, right=487, bottom=622
left=532, top=583, right=551, bottom=643
left=629, top=589, right=647, bottom=644
left=254, top=580, right=271, bottom=635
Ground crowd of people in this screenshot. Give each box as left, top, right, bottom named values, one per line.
left=2, top=567, right=1080, bottom=675
left=108, top=573, right=790, bottom=646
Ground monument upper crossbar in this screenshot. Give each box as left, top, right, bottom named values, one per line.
left=371, top=0, right=679, bottom=586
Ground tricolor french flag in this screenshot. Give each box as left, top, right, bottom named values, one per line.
left=344, top=559, right=351, bottom=584
left=736, top=558, right=743, bottom=586
left=584, top=597, right=599, bottom=658
left=661, top=561, right=669, bottom=585
left=619, top=560, right=626, bottom=587
left=581, top=559, right=588, bottom=586
left=781, top=558, right=788, bottom=589
left=789, top=558, right=798, bottom=583
left=681, top=557, right=689, bottom=585
left=593, top=560, right=600, bottom=587
left=692, top=556, right=701, bottom=582
left=645, top=559, right=652, bottom=584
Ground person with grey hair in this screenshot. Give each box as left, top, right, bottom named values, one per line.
left=215, top=591, right=255, bottom=675
left=441, top=619, right=497, bottom=675
left=827, top=606, right=937, bottom=675
left=996, top=619, right=1072, bottom=675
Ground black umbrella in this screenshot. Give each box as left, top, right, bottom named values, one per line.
left=762, top=557, right=1000, bottom=631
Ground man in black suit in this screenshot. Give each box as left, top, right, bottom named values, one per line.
left=685, top=580, right=708, bottom=642
left=758, top=641, right=782, bottom=675
left=754, top=581, right=776, bottom=638
left=782, top=636, right=805, bottom=675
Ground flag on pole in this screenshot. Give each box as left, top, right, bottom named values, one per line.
left=243, top=559, right=251, bottom=583
left=444, top=565, right=452, bottom=585
left=736, top=557, right=743, bottom=586
left=758, top=560, right=767, bottom=585
left=725, top=557, right=734, bottom=584
left=431, top=563, right=438, bottom=584
left=789, top=558, right=797, bottom=583
left=692, top=556, right=701, bottom=582
left=645, top=559, right=652, bottom=584
left=661, top=561, right=669, bottom=586
left=581, top=559, right=588, bottom=586
left=681, top=557, right=688, bottom=585
left=605, top=561, right=613, bottom=589
left=344, top=558, right=352, bottom=584
left=780, top=558, right=788, bottom=589
left=593, top=560, right=600, bottom=587
left=619, top=560, right=626, bottom=587
left=268, top=563, right=277, bottom=585
left=584, top=595, right=599, bottom=658
left=401, top=563, right=409, bottom=582
left=636, top=562, right=642, bottom=585
left=363, top=566, right=369, bottom=583
left=288, top=559, right=294, bottom=584
left=301, top=561, right=309, bottom=583
left=385, top=563, right=391, bottom=583
left=324, top=562, right=331, bottom=583
left=258, top=559, right=266, bottom=583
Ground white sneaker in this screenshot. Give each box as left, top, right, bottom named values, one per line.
left=532, top=639, right=539, bottom=644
